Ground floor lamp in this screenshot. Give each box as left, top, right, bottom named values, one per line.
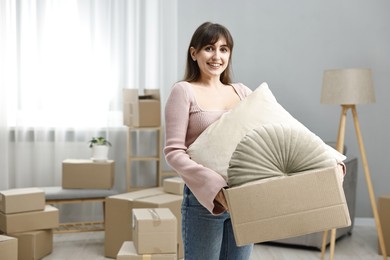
left=320, top=68, right=387, bottom=260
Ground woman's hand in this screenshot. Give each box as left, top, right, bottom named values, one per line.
left=213, top=189, right=229, bottom=213
left=339, top=162, right=346, bottom=175
left=338, top=162, right=346, bottom=182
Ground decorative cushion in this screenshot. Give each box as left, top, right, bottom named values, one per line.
left=187, top=82, right=345, bottom=182
left=228, top=124, right=340, bottom=187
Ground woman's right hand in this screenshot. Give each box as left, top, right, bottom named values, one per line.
left=213, top=189, right=229, bottom=213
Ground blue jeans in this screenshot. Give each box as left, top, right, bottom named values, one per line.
left=182, top=185, right=253, bottom=260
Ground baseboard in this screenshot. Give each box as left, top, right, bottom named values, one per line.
left=354, top=217, right=375, bottom=227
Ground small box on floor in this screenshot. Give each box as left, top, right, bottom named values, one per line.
left=10, top=229, right=53, bottom=260
left=0, top=235, right=17, bottom=260
left=117, top=241, right=176, bottom=260
left=0, top=188, right=45, bottom=214
left=163, top=177, right=185, bottom=195
left=224, top=166, right=351, bottom=246
left=378, top=195, right=390, bottom=256
left=105, top=187, right=165, bottom=258
left=62, top=159, right=115, bottom=189
left=123, top=89, right=161, bottom=127
left=132, top=208, right=177, bottom=254
left=133, top=193, right=183, bottom=259
left=0, top=205, right=59, bottom=234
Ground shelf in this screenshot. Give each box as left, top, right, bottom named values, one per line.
left=126, top=126, right=163, bottom=192
left=54, top=221, right=104, bottom=234
left=128, top=156, right=160, bottom=161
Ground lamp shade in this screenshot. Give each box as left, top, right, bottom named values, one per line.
left=321, top=68, right=375, bottom=105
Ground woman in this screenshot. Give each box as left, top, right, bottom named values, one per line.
left=164, top=22, right=254, bottom=259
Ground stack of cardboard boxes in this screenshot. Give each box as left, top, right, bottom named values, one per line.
left=105, top=177, right=185, bottom=259
left=0, top=187, right=59, bottom=259
left=117, top=208, right=177, bottom=259
left=122, top=89, right=161, bottom=127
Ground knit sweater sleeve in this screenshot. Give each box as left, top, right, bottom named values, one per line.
left=163, top=83, right=228, bottom=214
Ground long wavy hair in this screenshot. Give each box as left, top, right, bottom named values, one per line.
left=183, top=22, right=234, bottom=84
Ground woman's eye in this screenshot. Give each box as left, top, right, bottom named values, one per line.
left=220, top=48, right=229, bottom=53
left=205, top=46, right=213, bottom=51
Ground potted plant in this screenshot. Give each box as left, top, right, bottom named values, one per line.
left=88, top=136, right=112, bottom=162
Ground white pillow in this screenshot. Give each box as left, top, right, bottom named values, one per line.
left=187, top=82, right=345, bottom=181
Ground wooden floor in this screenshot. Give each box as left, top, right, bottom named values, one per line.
left=43, top=220, right=388, bottom=260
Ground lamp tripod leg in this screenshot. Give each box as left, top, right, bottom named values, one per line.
left=351, top=106, right=387, bottom=259
left=320, top=230, right=328, bottom=260
left=321, top=105, right=348, bottom=260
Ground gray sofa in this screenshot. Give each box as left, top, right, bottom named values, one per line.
left=265, top=156, right=358, bottom=250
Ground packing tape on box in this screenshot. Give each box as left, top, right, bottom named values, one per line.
left=142, top=255, right=152, bottom=260
left=148, top=208, right=161, bottom=227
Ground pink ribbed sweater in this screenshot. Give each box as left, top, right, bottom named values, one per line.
left=164, top=81, right=252, bottom=214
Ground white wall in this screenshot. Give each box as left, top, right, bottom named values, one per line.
left=170, top=0, right=390, bottom=218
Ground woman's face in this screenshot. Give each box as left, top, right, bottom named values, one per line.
left=190, top=36, right=230, bottom=80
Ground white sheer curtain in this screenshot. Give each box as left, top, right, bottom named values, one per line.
left=0, top=0, right=178, bottom=191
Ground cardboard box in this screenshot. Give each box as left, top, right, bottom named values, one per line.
left=62, top=159, right=114, bottom=189
left=123, top=89, right=161, bottom=127
left=10, top=229, right=53, bottom=260
left=133, top=194, right=183, bottom=259
left=0, top=235, right=17, bottom=260
left=0, top=188, right=45, bottom=214
left=0, top=205, right=59, bottom=234
left=224, top=166, right=351, bottom=246
left=378, top=196, right=390, bottom=256
left=117, top=241, right=176, bottom=260
left=163, top=177, right=185, bottom=195
left=105, top=187, right=165, bottom=258
left=133, top=208, right=177, bottom=254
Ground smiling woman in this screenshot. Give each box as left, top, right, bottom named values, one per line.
left=0, top=0, right=177, bottom=190
left=164, top=22, right=254, bottom=260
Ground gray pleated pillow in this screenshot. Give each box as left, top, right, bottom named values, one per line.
left=228, top=124, right=339, bottom=187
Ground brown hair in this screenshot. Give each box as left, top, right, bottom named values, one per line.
left=183, top=22, right=234, bottom=84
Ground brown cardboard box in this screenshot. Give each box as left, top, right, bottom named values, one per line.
left=123, top=89, right=161, bottom=127
left=117, top=241, right=176, bottom=260
left=0, top=205, right=59, bottom=234
left=133, top=194, right=183, bottom=259
left=378, top=196, right=390, bottom=256
left=224, top=166, right=351, bottom=246
left=62, top=159, right=114, bottom=189
left=105, top=187, right=165, bottom=258
left=0, top=235, right=17, bottom=260
left=0, top=188, right=45, bottom=214
left=133, top=208, right=177, bottom=254
left=163, top=177, right=185, bottom=195
left=10, top=229, right=53, bottom=260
